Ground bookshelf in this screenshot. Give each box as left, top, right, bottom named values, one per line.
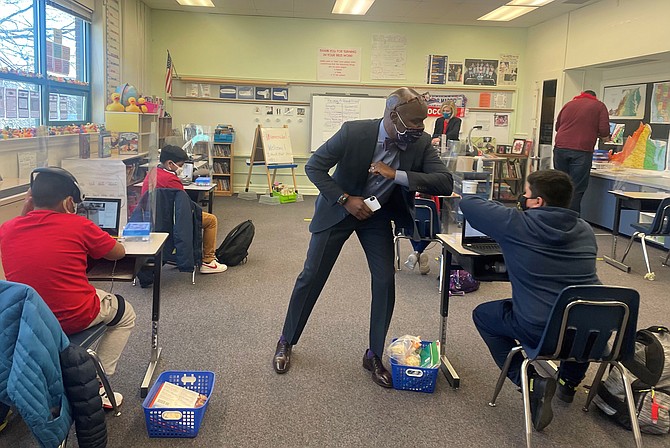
left=492, top=154, right=528, bottom=202
left=104, top=112, right=158, bottom=155
left=212, top=143, right=234, bottom=196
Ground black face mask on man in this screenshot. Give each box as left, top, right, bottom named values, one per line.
left=516, top=194, right=539, bottom=211
left=394, top=112, right=424, bottom=144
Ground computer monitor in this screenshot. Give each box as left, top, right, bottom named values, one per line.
left=182, top=161, right=194, bottom=180
left=80, top=198, right=122, bottom=236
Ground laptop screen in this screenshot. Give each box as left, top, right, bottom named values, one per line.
left=80, top=198, right=121, bottom=236
left=461, top=216, right=498, bottom=245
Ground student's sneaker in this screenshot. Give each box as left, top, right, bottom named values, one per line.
left=418, top=253, right=430, bottom=275
left=200, top=260, right=228, bottom=274
left=555, top=378, right=577, bottom=403
left=405, top=252, right=419, bottom=270
left=99, top=385, right=123, bottom=409
left=529, top=372, right=556, bottom=431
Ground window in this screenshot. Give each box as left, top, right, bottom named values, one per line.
left=0, top=0, right=91, bottom=128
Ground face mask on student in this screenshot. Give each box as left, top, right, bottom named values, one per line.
left=394, top=112, right=424, bottom=144
left=170, top=161, right=184, bottom=177
left=516, top=194, right=539, bottom=211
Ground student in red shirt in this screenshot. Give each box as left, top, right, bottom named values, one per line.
left=0, top=168, right=135, bottom=408
left=142, top=145, right=227, bottom=274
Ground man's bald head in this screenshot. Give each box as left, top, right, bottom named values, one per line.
left=383, top=87, right=428, bottom=140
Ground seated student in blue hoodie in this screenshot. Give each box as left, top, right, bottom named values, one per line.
left=460, top=169, right=600, bottom=432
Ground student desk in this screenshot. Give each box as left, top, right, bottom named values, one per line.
left=87, top=232, right=169, bottom=397
left=436, top=232, right=508, bottom=389
left=602, top=190, right=670, bottom=272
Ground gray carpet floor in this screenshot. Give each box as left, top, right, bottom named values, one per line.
left=3, top=195, right=670, bottom=448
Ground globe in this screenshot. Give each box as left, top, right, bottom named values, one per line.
left=115, top=83, right=139, bottom=107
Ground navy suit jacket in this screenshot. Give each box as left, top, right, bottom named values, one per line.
left=306, top=119, right=453, bottom=234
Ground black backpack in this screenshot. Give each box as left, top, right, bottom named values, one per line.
left=216, top=220, right=255, bottom=266
left=593, top=326, right=670, bottom=434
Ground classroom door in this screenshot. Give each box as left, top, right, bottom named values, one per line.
left=538, top=79, right=557, bottom=170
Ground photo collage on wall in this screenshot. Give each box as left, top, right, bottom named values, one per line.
left=426, top=54, right=518, bottom=87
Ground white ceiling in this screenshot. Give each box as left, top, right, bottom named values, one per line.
left=142, top=0, right=602, bottom=28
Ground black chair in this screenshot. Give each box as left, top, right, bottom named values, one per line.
left=68, top=323, right=121, bottom=417
left=394, top=197, right=444, bottom=283
left=488, top=285, right=641, bottom=448
left=619, top=197, right=670, bottom=281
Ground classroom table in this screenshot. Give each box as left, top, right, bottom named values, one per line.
left=87, top=232, right=169, bottom=397
left=602, top=190, right=670, bottom=272
left=436, top=232, right=508, bottom=389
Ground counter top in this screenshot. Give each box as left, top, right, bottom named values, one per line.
left=591, top=168, right=670, bottom=191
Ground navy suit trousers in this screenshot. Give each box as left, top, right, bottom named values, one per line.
left=282, top=210, right=395, bottom=357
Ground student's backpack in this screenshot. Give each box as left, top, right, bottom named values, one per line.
left=215, top=220, right=255, bottom=266
left=593, top=326, right=670, bottom=435
left=449, top=270, right=480, bottom=295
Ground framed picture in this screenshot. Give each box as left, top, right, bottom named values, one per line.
left=512, top=138, right=526, bottom=155
left=523, top=140, right=533, bottom=156
left=496, top=144, right=506, bottom=154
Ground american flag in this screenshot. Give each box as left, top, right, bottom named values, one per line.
left=165, top=50, right=173, bottom=95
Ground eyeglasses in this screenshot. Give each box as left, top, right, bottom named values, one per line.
left=396, top=111, right=424, bottom=132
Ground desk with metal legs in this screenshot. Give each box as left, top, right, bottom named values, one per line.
left=602, top=190, right=669, bottom=272
left=87, top=232, right=169, bottom=397
left=436, top=233, right=508, bottom=389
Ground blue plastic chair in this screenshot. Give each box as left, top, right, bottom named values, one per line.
left=619, top=197, right=670, bottom=280
left=487, top=285, right=641, bottom=448
left=68, top=323, right=121, bottom=417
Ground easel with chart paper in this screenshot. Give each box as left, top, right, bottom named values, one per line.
left=244, top=125, right=298, bottom=194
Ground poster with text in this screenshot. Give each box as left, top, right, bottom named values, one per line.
left=0, top=87, right=4, bottom=118
left=17, top=90, right=29, bottom=118
left=463, top=59, right=498, bottom=86
left=603, top=84, right=646, bottom=119
left=59, top=95, right=68, bottom=120
left=5, top=88, right=17, bottom=118
left=498, top=54, right=518, bottom=86
left=49, top=93, right=59, bottom=120
left=30, top=91, right=40, bottom=119
left=318, top=47, right=361, bottom=82
left=426, top=55, right=447, bottom=85
left=371, top=34, right=406, bottom=80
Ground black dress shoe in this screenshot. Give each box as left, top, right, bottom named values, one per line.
left=273, top=339, right=292, bottom=374
left=362, top=351, right=393, bottom=388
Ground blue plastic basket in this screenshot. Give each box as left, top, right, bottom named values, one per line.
left=142, top=371, right=215, bottom=438
left=390, top=341, right=439, bottom=393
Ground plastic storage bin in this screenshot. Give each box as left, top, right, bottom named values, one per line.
left=143, top=371, right=215, bottom=438
left=272, top=191, right=297, bottom=204
left=390, top=341, right=439, bottom=393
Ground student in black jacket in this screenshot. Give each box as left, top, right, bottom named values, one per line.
left=431, top=101, right=461, bottom=145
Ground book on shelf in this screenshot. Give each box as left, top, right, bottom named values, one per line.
left=213, top=144, right=231, bottom=157
left=79, top=133, right=90, bottom=159
left=118, top=132, right=139, bottom=155
left=98, top=131, right=112, bottom=158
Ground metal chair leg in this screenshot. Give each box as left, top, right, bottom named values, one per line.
left=639, top=234, right=654, bottom=279
left=87, top=348, right=121, bottom=417
left=192, top=268, right=196, bottom=285
left=438, top=253, right=443, bottom=293
left=663, top=250, right=670, bottom=267
left=489, top=345, right=524, bottom=406
left=619, top=232, right=639, bottom=264
left=613, top=361, right=643, bottom=448
left=393, top=236, right=402, bottom=271
left=583, top=362, right=608, bottom=412
left=520, top=358, right=533, bottom=448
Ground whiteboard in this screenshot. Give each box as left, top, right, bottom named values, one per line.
left=310, top=94, right=386, bottom=151
left=259, top=127, right=294, bottom=164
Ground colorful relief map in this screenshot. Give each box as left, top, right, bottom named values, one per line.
left=603, top=84, right=646, bottom=119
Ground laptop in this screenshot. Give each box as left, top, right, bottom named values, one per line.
left=80, top=198, right=122, bottom=237
left=461, top=217, right=502, bottom=256
left=180, top=162, right=194, bottom=185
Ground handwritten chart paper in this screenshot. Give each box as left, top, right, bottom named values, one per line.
left=371, top=34, right=406, bottom=80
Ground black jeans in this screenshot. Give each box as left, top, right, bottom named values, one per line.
left=473, top=299, right=589, bottom=387
left=553, top=147, right=593, bottom=214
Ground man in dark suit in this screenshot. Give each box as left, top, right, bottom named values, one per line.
left=272, top=87, right=453, bottom=387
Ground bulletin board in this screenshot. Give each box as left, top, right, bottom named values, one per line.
left=310, top=94, right=387, bottom=151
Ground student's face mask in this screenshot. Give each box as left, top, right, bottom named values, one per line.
left=170, top=161, right=184, bottom=177
left=517, top=194, right=539, bottom=211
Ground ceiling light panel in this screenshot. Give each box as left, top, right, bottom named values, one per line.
left=332, top=0, right=376, bottom=15
left=478, top=5, right=537, bottom=21
left=176, top=0, right=215, bottom=7
left=507, top=0, right=555, bottom=6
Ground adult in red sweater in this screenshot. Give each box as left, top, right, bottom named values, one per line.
left=142, top=145, right=227, bottom=274
left=553, top=90, right=610, bottom=213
